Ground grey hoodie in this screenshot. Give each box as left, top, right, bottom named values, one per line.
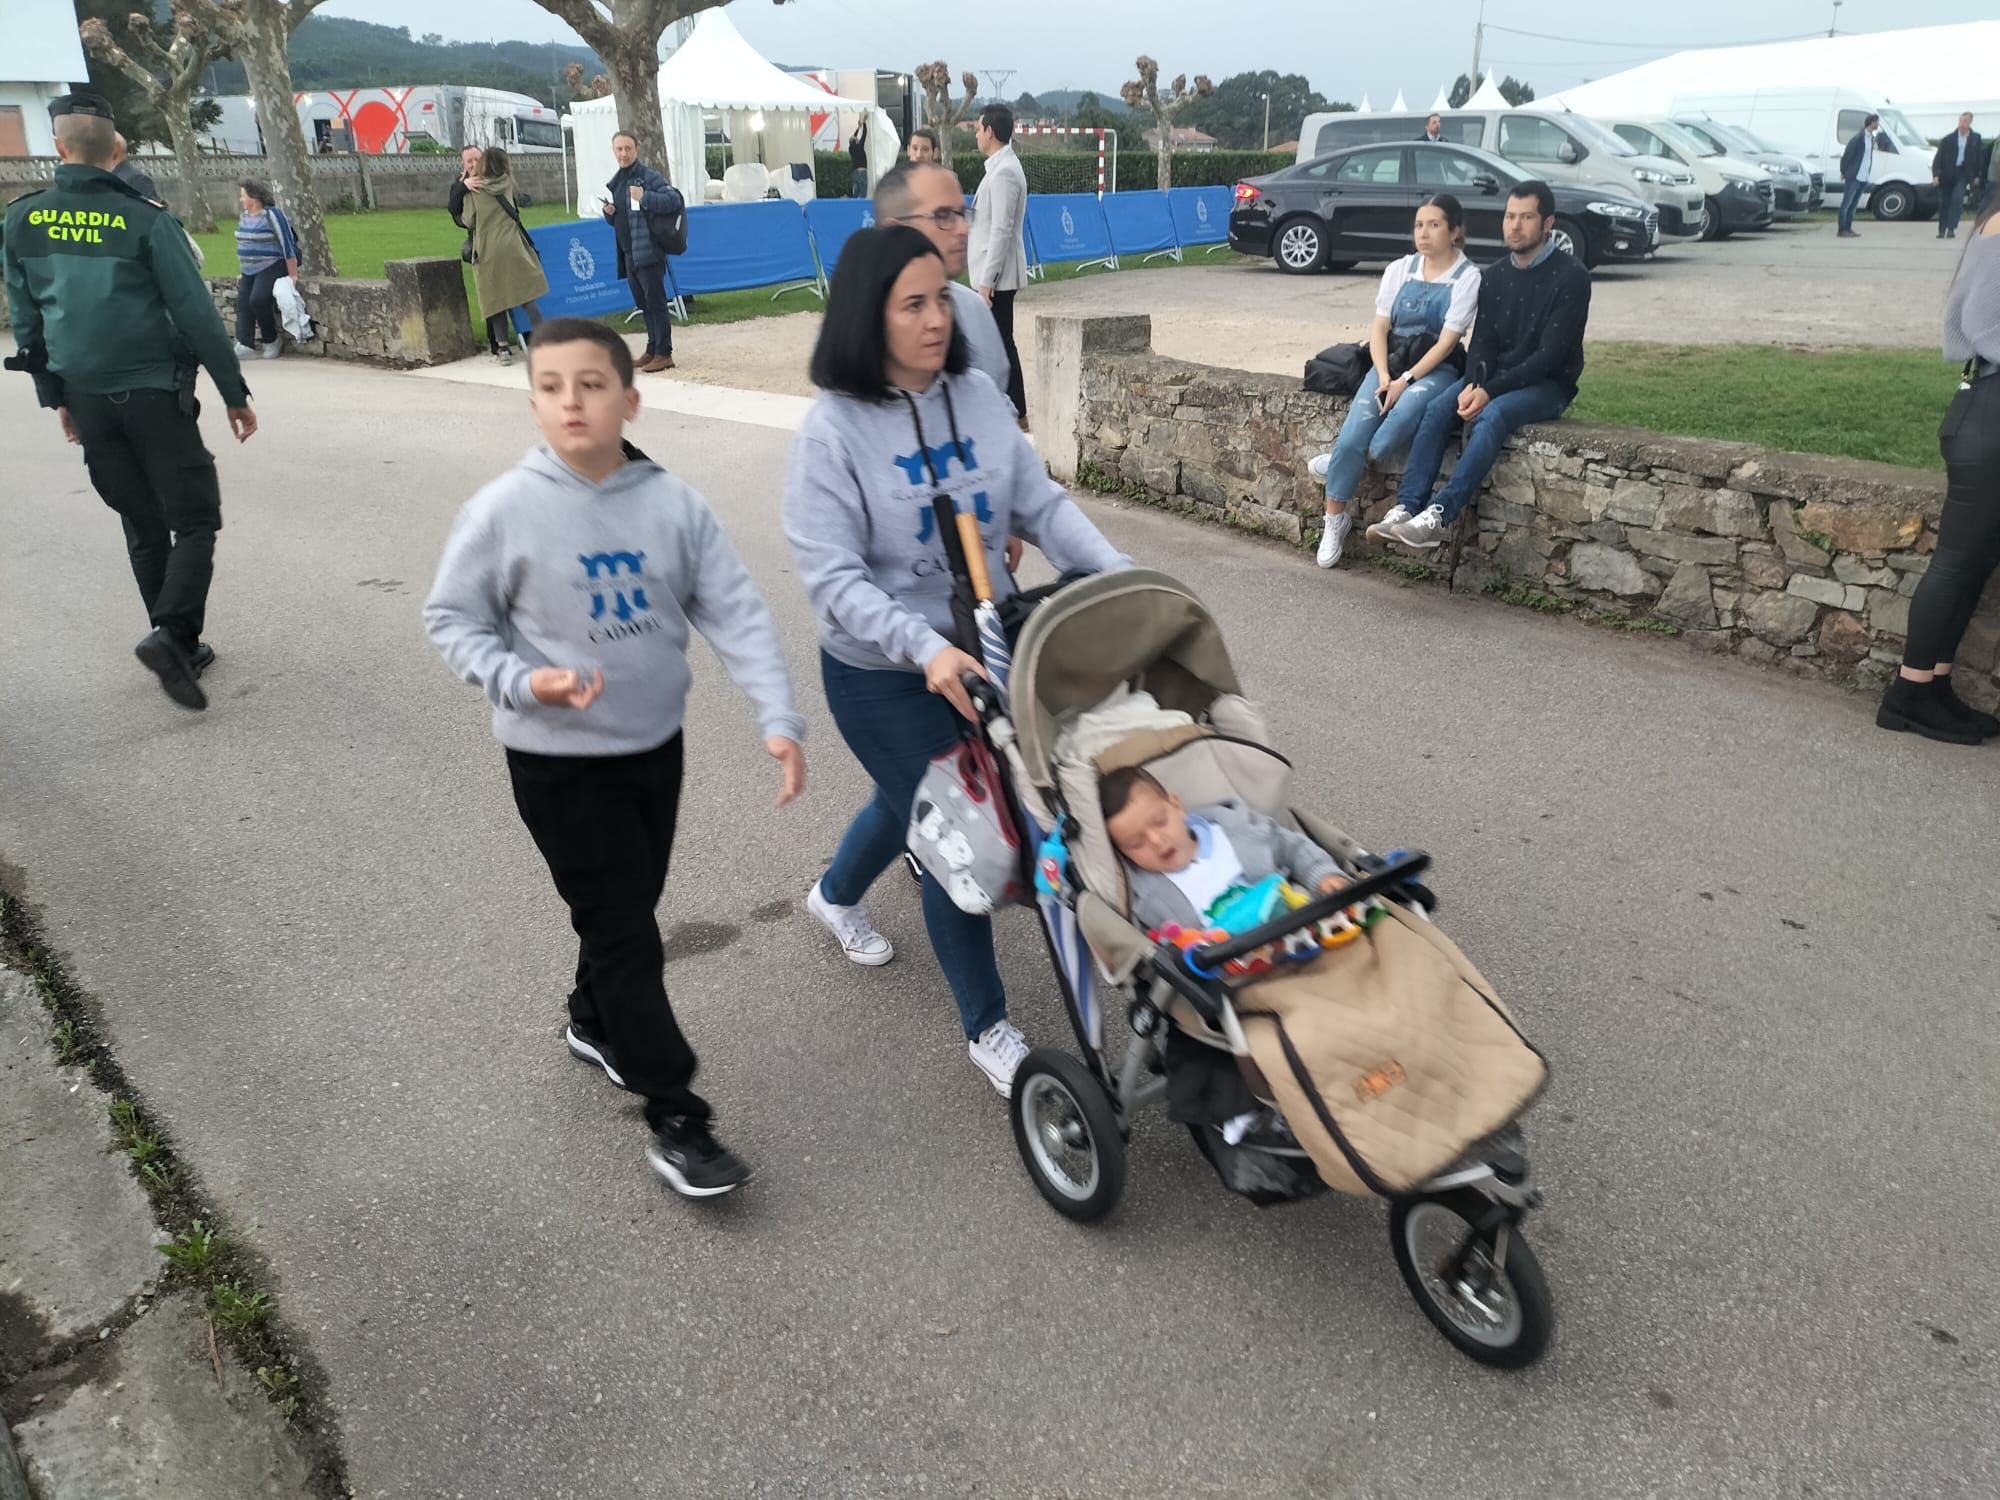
left=424, top=443, right=805, bottom=756
left=783, top=369, right=1128, bottom=672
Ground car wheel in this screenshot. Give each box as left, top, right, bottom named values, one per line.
left=1699, top=196, right=1726, bottom=241
left=1870, top=183, right=1914, bottom=221
left=1274, top=217, right=1328, bottom=274
left=1549, top=216, right=1591, bottom=266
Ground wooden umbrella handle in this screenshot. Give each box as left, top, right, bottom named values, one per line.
left=956, top=512, right=994, bottom=603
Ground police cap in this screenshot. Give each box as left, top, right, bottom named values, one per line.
left=48, top=93, right=116, bottom=123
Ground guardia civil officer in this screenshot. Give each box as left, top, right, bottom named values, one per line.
left=2, top=93, right=256, bottom=712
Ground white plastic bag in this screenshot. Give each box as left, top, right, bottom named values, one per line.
left=273, top=275, right=316, bottom=344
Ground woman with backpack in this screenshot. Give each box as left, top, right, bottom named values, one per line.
left=232, top=180, right=298, bottom=361
left=1302, top=193, right=1481, bottom=568
left=462, top=146, right=548, bottom=366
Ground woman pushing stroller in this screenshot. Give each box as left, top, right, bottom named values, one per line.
left=782, top=225, right=1129, bottom=1098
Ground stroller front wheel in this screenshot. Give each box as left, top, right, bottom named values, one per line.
left=1390, top=1189, right=1553, bottom=1368
left=1009, top=1050, right=1126, bottom=1223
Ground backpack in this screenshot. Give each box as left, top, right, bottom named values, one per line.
left=644, top=183, right=689, bottom=257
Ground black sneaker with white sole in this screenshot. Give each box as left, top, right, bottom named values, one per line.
left=564, top=1022, right=628, bottom=1088
left=646, top=1118, right=752, bottom=1198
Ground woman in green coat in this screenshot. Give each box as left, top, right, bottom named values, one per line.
left=463, top=146, right=548, bottom=365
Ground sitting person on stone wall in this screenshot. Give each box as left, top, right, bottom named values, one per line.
left=1305, top=194, right=1480, bottom=568
left=1370, top=180, right=1590, bottom=551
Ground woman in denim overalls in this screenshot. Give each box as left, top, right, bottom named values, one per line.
left=1310, top=194, right=1482, bottom=567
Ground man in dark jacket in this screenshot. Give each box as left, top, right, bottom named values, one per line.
left=1932, top=113, right=1986, bottom=240
left=601, top=131, right=681, bottom=372
left=1375, top=180, right=1590, bottom=550
left=1836, top=114, right=1882, bottom=237
left=3, top=94, right=255, bottom=711
left=447, top=143, right=482, bottom=229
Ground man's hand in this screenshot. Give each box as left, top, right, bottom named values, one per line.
left=924, top=646, right=988, bottom=721
left=57, top=408, right=79, bottom=445
left=529, top=667, right=604, bottom=709
left=1316, top=874, right=1350, bottom=897
left=600, top=200, right=616, bottom=220
left=767, top=736, right=805, bottom=807
left=1005, top=535, right=1025, bottom=572
left=227, top=406, right=257, bottom=443
left=1457, top=384, right=1490, bottom=421
left=978, top=284, right=994, bottom=306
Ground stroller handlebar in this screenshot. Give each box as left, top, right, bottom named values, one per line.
left=1186, top=851, right=1433, bottom=970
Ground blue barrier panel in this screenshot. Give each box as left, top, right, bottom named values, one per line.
left=666, top=200, right=818, bottom=296
left=523, top=217, right=634, bottom=320
left=1024, top=193, right=1115, bottom=266
left=1168, top=185, right=1234, bottom=247
left=1102, top=190, right=1177, bottom=257
left=804, top=198, right=876, bottom=279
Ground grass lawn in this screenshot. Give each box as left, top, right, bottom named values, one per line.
left=1570, top=343, right=1952, bottom=471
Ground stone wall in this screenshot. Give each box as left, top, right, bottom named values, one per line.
left=1032, top=314, right=1995, bottom=709
left=207, top=258, right=479, bottom=367
left=0, top=153, right=570, bottom=216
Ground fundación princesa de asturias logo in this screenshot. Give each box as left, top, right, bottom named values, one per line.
left=568, top=237, right=596, bottom=282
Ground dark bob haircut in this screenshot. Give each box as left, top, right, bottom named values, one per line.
left=808, top=224, right=969, bottom=400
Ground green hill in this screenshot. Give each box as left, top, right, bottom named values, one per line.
left=202, top=16, right=602, bottom=106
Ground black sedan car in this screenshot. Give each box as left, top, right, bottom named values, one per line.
left=1230, top=141, right=1658, bottom=273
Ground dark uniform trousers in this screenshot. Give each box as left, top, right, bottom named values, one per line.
left=67, top=388, right=223, bottom=651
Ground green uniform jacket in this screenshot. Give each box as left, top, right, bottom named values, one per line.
left=2, top=164, right=248, bottom=410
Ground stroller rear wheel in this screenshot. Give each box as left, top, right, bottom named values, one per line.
left=1390, top=1189, right=1553, bottom=1368
left=1009, top=1050, right=1125, bottom=1223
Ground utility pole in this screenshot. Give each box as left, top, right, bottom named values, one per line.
left=1471, top=0, right=1487, bottom=86
left=1827, top=0, right=1841, bottom=37
left=1261, top=91, right=1271, bottom=151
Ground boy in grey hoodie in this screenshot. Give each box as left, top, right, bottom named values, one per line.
left=424, top=317, right=805, bottom=1198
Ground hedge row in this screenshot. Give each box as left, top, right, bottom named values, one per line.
left=696, top=146, right=1294, bottom=200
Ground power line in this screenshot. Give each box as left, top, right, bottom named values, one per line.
left=1482, top=22, right=1828, bottom=50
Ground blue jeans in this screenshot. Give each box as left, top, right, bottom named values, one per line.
left=1837, top=178, right=1867, bottom=232
left=818, top=652, right=1008, bottom=1040
left=1396, top=378, right=1573, bottom=524
left=1323, top=365, right=1457, bottom=503
left=627, top=264, right=673, bottom=356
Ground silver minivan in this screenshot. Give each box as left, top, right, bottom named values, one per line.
left=1298, top=107, right=1708, bottom=239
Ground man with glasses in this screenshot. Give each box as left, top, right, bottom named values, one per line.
left=875, top=161, right=1011, bottom=398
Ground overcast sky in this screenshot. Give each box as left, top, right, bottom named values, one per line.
left=318, top=0, right=1992, bottom=102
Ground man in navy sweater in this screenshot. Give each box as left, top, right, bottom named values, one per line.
left=1372, top=180, right=1591, bottom=550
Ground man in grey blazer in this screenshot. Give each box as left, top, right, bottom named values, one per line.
left=969, top=102, right=1029, bottom=415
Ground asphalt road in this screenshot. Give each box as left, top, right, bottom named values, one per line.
left=678, top=219, right=1965, bottom=400
left=2, top=358, right=1995, bottom=1499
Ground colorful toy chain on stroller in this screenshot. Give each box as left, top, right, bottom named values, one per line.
left=910, top=515, right=1556, bottom=1368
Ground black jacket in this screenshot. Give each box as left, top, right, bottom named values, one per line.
left=1465, top=245, right=1592, bottom=401
left=448, top=174, right=469, bottom=229
left=1840, top=128, right=1887, bottom=181
left=1934, top=131, right=1987, bottom=183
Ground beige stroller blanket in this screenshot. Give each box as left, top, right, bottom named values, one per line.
left=1233, top=904, right=1547, bottom=1197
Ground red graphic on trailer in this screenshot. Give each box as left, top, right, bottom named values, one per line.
left=327, top=87, right=418, bottom=153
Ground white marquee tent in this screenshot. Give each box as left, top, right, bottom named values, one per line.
left=566, top=9, right=895, bottom=215
left=1540, top=20, right=2000, bottom=141
left=1465, top=74, right=1514, bottom=110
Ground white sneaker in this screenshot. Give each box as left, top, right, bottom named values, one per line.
left=1316, top=512, right=1352, bottom=569
left=1306, top=452, right=1332, bottom=480
left=807, top=880, right=894, bottom=966
left=260, top=342, right=282, bottom=360
left=1365, top=505, right=1413, bottom=540
left=1389, top=504, right=1447, bottom=549
left=968, top=1020, right=1030, bottom=1098
left=233, top=343, right=257, bottom=359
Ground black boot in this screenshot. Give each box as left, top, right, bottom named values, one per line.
left=1936, top=679, right=2000, bottom=739
left=1876, top=676, right=1981, bottom=745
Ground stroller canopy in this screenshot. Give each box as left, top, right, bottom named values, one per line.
left=1010, top=570, right=1242, bottom=788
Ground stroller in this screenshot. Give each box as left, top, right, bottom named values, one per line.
left=926, top=538, right=1555, bottom=1369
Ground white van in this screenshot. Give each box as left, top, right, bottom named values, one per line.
left=1599, top=118, right=1775, bottom=239
left=1298, top=108, right=1707, bottom=239
left=1668, top=88, right=1938, bottom=221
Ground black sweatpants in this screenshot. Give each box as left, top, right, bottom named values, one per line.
left=67, top=388, right=223, bottom=651
left=989, top=288, right=1027, bottom=416
left=1904, top=373, right=2000, bottom=669
left=236, top=263, right=282, bottom=348
left=505, top=733, right=709, bottom=1130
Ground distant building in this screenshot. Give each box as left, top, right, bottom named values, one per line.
left=3, top=0, right=89, bottom=156
left=1272, top=139, right=1300, bottom=155
left=1142, top=126, right=1218, bottom=153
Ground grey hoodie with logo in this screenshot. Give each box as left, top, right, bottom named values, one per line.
left=783, top=369, right=1129, bottom=672
left=424, top=443, right=805, bottom=756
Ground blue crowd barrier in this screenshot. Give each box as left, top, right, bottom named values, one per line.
left=522, top=217, right=635, bottom=323
left=1168, top=186, right=1234, bottom=252
left=804, top=198, right=877, bottom=281
left=665, top=200, right=821, bottom=300
left=1102, top=190, right=1179, bottom=262
left=1024, top=193, right=1117, bottom=273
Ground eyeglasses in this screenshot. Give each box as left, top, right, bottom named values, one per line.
left=894, top=205, right=973, bottom=231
